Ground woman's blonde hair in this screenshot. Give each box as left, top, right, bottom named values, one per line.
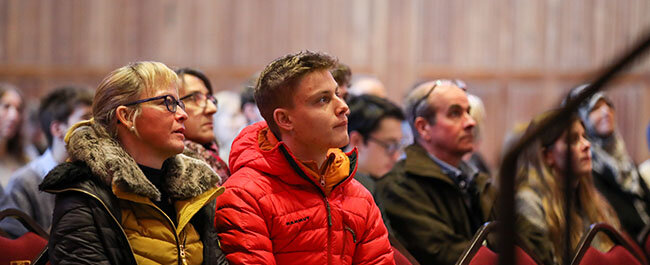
left=92, top=61, right=180, bottom=138
left=516, top=112, right=620, bottom=257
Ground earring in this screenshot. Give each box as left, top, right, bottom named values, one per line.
left=130, top=126, right=135, bottom=131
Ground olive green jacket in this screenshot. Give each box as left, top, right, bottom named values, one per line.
left=376, top=144, right=496, bottom=265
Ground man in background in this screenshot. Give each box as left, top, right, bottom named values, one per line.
left=0, top=86, right=92, bottom=237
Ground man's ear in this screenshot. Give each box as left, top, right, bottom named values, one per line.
left=273, top=108, right=292, bottom=132
left=414, top=117, right=431, bottom=141
left=115, top=106, right=134, bottom=129
left=50, top=120, right=66, bottom=140
left=349, top=131, right=364, bottom=149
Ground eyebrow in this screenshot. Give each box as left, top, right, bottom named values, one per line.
left=308, top=89, right=332, bottom=100
left=447, top=104, right=465, bottom=111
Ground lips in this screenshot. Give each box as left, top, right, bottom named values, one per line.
left=173, top=127, right=185, bottom=134
left=335, top=119, right=348, bottom=128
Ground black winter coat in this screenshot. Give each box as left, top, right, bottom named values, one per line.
left=40, top=161, right=228, bottom=265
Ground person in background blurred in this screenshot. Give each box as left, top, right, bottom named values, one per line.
left=0, top=86, right=92, bottom=237
left=515, top=112, right=621, bottom=265
left=176, top=67, right=230, bottom=183
left=345, top=94, right=404, bottom=196
left=239, top=77, right=263, bottom=126
left=213, top=90, right=247, bottom=162
left=640, top=123, right=650, bottom=184
left=40, top=61, right=227, bottom=265
left=571, top=85, right=650, bottom=238
left=23, top=104, right=48, bottom=160
left=0, top=83, right=28, bottom=189
left=349, top=74, right=387, bottom=98
left=331, top=62, right=352, bottom=102
left=462, top=93, right=491, bottom=175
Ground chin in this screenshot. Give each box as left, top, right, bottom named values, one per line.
left=331, top=134, right=350, bottom=148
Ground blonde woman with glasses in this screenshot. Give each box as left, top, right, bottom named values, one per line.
left=40, top=61, right=228, bottom=265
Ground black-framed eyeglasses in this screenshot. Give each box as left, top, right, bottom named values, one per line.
left=123, top=94, right=186, bottom=113
left=179, top=92, right=218, bottom=109
left=368, top=137, right=402, bottom=156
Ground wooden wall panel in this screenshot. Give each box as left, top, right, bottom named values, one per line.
left=0, top=0, right=649, bottom=168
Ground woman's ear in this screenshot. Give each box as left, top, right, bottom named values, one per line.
left=115, top=106, right=134, bottom=129
left=274, top=108, right=292, bottom=132
left=542, top=147, right=554, bottom=168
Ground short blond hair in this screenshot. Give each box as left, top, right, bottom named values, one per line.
left=93, top=61, right=179, bottom=138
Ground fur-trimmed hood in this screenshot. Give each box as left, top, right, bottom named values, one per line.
left=41, top=121, right=220, bottom=201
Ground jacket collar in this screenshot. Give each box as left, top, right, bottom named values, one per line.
left=230, top=122, right=357, bottom=193
left=62, top=122, right=220, bottom=201
left=403, top=143, right=456, bottom=186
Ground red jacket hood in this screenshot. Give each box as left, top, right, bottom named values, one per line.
left=229, top=121, right=358, bottom=189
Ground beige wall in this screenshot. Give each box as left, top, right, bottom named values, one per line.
left=1, top=0, right=650, bottom=168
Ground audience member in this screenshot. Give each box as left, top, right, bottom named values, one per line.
left=376, top=79, right=495, bottom=265
left=215, top=51, right=394, bottom=264
left=239, top=77, right=263, bottom=126
left=0, top=86, right=92, bottom=238
left=515, top=112, right=621, bottom=265
left=176, top=67, right=230, bottom=183
left=640, top=123, right=650, bottom=184
left=331, top=62, right=352, bottom=102
left=349, top=74, right=387, bottom=98
left=23, top=104, right=48, bottom=160
left=462, top=93, right=491, bottom=175
left=0, top=83, right=28, bottom=188
left=345, top=94, right=404, bottom=196
left=571, top=85, right=650, bottom=237
left=213, top=90, right=247, bottom=161
left=39, top=61, right=228, bottom=264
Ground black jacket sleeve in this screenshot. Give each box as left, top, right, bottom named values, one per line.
left=48, top=192, right=113, bottom=265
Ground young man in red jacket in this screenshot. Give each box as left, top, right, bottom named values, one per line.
left=215, top=50, right=395, bottom=265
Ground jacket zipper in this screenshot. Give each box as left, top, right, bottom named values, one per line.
left=280, top=145, right=358, bottom=265
left=147, top=202, right=185, bottom=265
left=341, top=225, right=357, bottom=257
left=45, top=188, right=137, bottom=264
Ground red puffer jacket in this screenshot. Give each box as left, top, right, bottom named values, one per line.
left=215, top=122, right=395, bottom=265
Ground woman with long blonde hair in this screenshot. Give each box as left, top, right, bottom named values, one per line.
left=515, top=112, right=620, bottom=265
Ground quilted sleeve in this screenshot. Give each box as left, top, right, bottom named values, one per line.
left=352, top=194, right=396, bottom=265
left=48, top=193, right=112, bottom=265
left=215, top=182, right=276, bottom=265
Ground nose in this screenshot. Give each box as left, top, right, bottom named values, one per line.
left=464, top=112, right=476, bottom=129
left=391, top=149, right=401, bottom=161
left=336, top=96, right=350, bottom=117
left=580, top=136, right=591, bottom=152
left=176, top=106, right=188, bottom=122
left=205, top=98, right=217, bottom=115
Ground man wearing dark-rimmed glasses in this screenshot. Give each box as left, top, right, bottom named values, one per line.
left=376, top=79, right=496, bottom=265
left=346, top=94, right=404, bottom=197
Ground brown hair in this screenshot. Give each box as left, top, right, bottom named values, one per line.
left=330, top=62, right=351, bottom=87
left=255, top=50, right=337, bottom=138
